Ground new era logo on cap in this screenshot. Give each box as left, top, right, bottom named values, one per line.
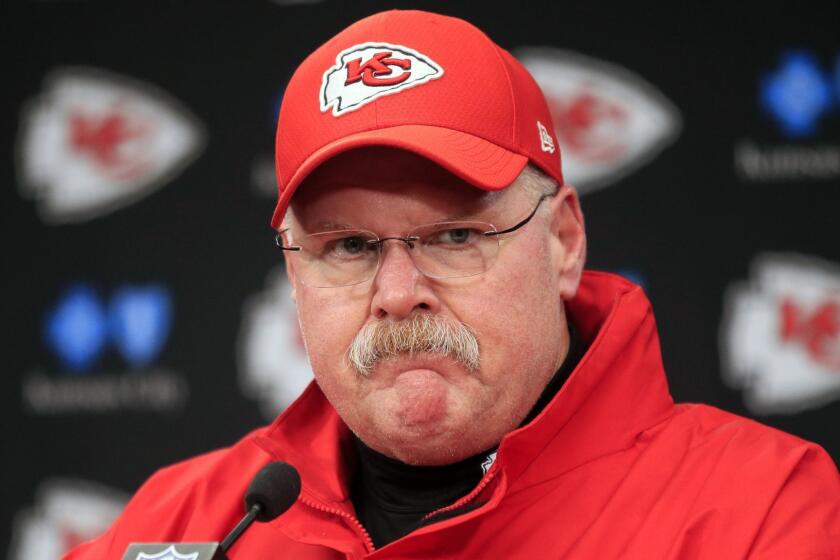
left=537, top=121, right=556, bottom=153
left=320, top=42, right=444, bottom=116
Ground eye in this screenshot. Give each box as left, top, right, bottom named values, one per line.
left=427, top=227, right=483, bottom=247
left=444, top=228, right=472, bottom=244
left=319, top=234, right=377, bottom=260
left=337, top=236, right=367, bottom=255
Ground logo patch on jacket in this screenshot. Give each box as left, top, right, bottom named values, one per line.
left=320, top=42, right=444, bottom=116
left=481, top=451, right=498, bottom=474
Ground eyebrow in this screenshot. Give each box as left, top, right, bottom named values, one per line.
left=429, top=192, right=507, bottom=223
left=302, top=192, right=508, bottom=232
left=437, top=207, right=496, bottom=222
left=313, top=221, right=355, bottom=231
left=309, top=212, right=490, bottom=232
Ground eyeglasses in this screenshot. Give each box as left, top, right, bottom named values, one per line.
left=275, top=193, right=552, bottom=288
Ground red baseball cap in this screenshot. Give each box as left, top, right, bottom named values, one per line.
left=271, top=9, right=563, bottom=228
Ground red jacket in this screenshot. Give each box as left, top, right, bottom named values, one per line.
left=67, top=272, right=840, bottom=559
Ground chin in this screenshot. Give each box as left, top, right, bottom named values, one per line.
left=379, top=424, right=485, bottom=466
left=388, top=440, right=468, bottom=466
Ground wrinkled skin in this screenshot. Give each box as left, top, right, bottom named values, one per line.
left=284, top=148, right=586, bottom=465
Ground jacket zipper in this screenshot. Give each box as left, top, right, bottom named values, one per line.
left=296, top=467, right=499, bottom=553
left=299, top=494, right=376, bottom=553
left=421, top=469, right=499, bottom=522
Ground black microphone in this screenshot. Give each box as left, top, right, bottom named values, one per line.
left=122, top=461, right=302, bottom=560
left=220, top=461, right=302, bottom=550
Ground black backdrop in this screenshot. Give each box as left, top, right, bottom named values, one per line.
left=5, top=1, right=839, bottom=556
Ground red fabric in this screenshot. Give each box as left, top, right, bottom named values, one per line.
left=66, top=272, right=840, bottom=559
left=271, top=10, right=562, bottom=228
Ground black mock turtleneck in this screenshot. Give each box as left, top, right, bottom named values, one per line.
left=350, top=437, right=495, bottom=548
left=350, top=325, right=585, bottom=548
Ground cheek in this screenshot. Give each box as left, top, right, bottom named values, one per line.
left=295, top=284, right=369, bottom=375
left=461, top=240, right=561, bottom=375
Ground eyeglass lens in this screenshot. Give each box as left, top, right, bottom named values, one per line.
left=290, top=222, right=499, bottom=287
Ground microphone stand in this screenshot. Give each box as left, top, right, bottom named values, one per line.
left=220, top=503, right=262, bottom=552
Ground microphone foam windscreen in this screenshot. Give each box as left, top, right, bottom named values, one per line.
left=245, top=461, right=302, bottom=522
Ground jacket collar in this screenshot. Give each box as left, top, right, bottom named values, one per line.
left=497, top=271, right=675, bottom=489
left=254, top=271, right=675, bottom=502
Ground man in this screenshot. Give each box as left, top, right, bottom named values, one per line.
left=69, top=9, right=839, bottom=559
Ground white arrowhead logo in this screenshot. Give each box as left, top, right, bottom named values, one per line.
left=320, top=42, right=444, bottom=116
left=17, top=67, right=205, bottom=224
left=517, top=48, right=681, bottom=195
left=238, top=269, right=313, bottom=419
left=721, top=254, right=840, bottom=414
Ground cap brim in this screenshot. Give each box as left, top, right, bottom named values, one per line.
left=270, top=124, right=528, bottom=228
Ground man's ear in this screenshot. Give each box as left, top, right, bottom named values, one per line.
left=547, top=183, right=586, bottom=300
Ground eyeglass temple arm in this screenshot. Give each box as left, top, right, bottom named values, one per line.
left=275, top=230, right=301, bottom=251
left=483, top=193, right=553, bottom=237
left=275, top=193, right=552, bottom=246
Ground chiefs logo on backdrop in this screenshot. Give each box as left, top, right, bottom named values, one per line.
left=321, top=42, right=444, bottom=116
left=9, top=479, right=126, bottom=559
left=721, top=254, right=840, bottom=414
left=237, top=269, right=313, bottom=419
left=517, top=49, right=681, bottom=195
left=17, top=67, right=205, bottom=224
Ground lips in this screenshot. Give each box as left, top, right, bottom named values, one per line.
left=370, top=353, right=467, bottom=379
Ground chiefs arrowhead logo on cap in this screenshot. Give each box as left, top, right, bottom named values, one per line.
left=320, top=42, right=444, bottom=116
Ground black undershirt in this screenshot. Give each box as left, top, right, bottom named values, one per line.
left=350, top=326, right=585, bottom=548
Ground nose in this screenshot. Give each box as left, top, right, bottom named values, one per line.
left=370, top=241, right=442, bottom=320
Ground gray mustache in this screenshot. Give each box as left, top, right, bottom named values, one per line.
left=347, top=314, right=481, bottom=377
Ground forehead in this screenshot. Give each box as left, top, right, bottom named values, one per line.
left=289, top=147, right=509, bottom=228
